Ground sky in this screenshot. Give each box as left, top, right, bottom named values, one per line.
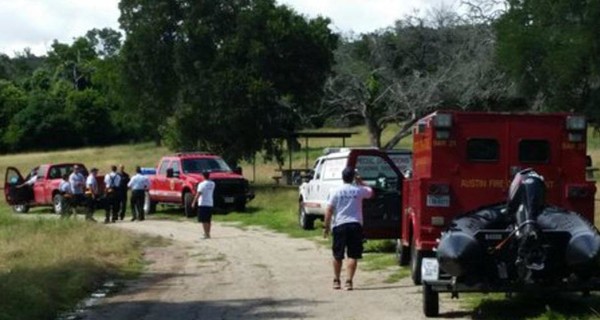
left=0, top=0, right=462, bottom=57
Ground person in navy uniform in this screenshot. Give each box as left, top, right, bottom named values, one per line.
left=117, top=164, right=130, bottom=220
left=323, top=167, right=373, bottom=291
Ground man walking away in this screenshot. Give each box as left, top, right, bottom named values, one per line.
left=85, top=168, right=100, bottom=222
left=323, top=167, right=373, bottom=291
left=117, top=164, right=130, bottom=220
left=104, top=165, right=121, bottom=223
left=59, top=173, right=72, bottom=217
left=128, top=166, right=150, bottom=221
left=192, top=171, right=215, bottom=239
left=69, top=165, right=86, bottom=217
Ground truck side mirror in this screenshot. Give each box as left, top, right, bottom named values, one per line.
left=233, top=167, right=243, bottom=175
left=166, top=168, right=174, bottom=178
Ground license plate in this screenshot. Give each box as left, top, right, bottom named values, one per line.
left=224, top=197, right=235, bottom=204
left=426, top=195, right=450, bottom=207
left=421, top=258, right=439, bottom=282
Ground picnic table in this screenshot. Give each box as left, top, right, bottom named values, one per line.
left=273, top=168, right=312, bottom=185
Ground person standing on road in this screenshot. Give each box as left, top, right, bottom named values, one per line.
left=69, top=165, right=86, bottom=215
left=104, top=165, right=121, bottom=223
left=85, top=168, right=100, bottom=222
left=117, top=164, right=130, bottom=220
left=192, top=171, right=215, bottom=239
left=323, top=167, right=373, bottom=291
left=127, top=166, right=150, bottom=221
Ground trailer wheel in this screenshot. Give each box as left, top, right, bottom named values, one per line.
left=423, top=283, right=439, bottom=317
left=396, top=239, right=410, bottom=266
left=411, top=238, right=423, bottom=285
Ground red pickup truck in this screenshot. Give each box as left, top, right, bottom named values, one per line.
left=4, top=163, right=102, bottom=214
left=147, top=153, right=255, bottom=216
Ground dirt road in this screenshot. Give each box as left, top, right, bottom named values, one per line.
left=84, top=220, right=468, bottom=319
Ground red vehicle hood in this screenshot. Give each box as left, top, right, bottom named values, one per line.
left=184, top=172, right=245, bottom=181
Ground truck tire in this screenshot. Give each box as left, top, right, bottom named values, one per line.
left=411, top=238, right=423, bottom=285
left=299, top=203, right=315, bottom=230
left=396, top=239, right=411, bottom=266
left=53, top=194, right=65, bottom=215
left=423, top=283, right=439, bottom=317
left=184, top=192, right=195, bottom=218
left=12, top=204, right=29, bottom=214
left=234, top=200, right=247, bottom=212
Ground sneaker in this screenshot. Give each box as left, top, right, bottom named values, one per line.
left=333, top=279, right=341, bottom=290
left=344, top=280, right=353, bottom=291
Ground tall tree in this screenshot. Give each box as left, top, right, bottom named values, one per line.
left=496, top=0, right=600, bottom=120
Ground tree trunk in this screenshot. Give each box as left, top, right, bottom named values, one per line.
left=383, top=118, right=419, bottom=150
left=365, top=117, right=382, bottom=148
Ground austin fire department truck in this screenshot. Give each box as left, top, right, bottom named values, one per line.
left=398, top=111, right=595, bottom=288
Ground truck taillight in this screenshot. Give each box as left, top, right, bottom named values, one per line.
left=433, top=113, right=452, bottom=140
left=566, top=115, right=586, bottom=142
left=428, top=183, right=450, bottom=195
left=566, top=185, right=592, bottom=198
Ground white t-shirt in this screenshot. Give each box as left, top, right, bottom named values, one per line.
left=59, top=180, right=71, bottom=194
left=196, top=180, right=216, bottom=207
left=69, top=173, right=85, bottom=195
left=104, top=172, right=121, bottom=189
left=128, top=174, right=150, bottom=190
left=24, top=175, right=37, bottom=186
left=86, top=175, right=98, bottom=194
left=327, top=183, right=373, bottom=229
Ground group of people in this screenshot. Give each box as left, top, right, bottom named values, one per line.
left=59, top=164, right=150, bottom=223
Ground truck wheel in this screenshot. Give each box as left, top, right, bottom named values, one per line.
left=183, top=192, right=195, bottom=218
left=423, top=283, right=439, bottom=317
left=53, top=194, right=65, bottom=215
left=396, top=239, right=411, bottom=266
left=12, top=204, right=30, bottom=213
left=411, top=238, right=423, bottom=285
left=234, top=200, right=246, bottom=212
left=299, top=204, right=315, bottom=230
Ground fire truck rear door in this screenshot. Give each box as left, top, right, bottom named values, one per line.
left=508, top=116, right=562, bottom=202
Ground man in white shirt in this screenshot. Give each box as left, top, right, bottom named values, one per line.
left=69, top=165, right=86, bottom=212
left=59, top=173, right=72, bottom=217
left=192, top=171, right=215, bottom=239
left=104, top=165, right=122, bottom=223
left=85, top=168, right=99, bottom=222
left=127, top=166, right=150, bottom=221
left=324, top=167, right=373, bottom=291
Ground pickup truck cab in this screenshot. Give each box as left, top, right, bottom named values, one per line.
left=298, top=148, right=403, bottom=239
left=147, top=152, right=254, bottom=216
left=4, top=163, right=92, bottom=214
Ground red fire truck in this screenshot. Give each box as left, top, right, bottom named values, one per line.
left=397, top=111, right=595, bottom=285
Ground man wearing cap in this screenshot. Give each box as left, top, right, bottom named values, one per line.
left=323, top=166, right=373, bottom=291
left=104, top=165, right=121, bottom=223
left=128, top=166, right=150, bottom=221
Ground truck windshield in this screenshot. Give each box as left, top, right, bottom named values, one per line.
left=182, top=158, right=232, bottom=173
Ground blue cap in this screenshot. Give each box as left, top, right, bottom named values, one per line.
left=342, top=167, right=355, bottom=182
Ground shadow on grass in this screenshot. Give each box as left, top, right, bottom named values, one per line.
left=469, top=292, right=600, bottom=320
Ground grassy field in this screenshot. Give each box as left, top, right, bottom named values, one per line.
left=1, top=124, right=600, bottom=319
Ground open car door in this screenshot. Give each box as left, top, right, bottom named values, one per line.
left=4, top=167, right=31, bottom=205
left=352, top=151, right=403, bottom=239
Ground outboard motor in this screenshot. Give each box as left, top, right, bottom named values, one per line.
left=507, top=169, right=547, bottom=280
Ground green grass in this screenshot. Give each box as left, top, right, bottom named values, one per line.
left=463, top=292, right=600, bottom=319
left=0, top=206, right=168, bottom=320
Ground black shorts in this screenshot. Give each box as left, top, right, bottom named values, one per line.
left=332, top=222, right=364, bottom=260
left=197, top=206, right=212, bottom=223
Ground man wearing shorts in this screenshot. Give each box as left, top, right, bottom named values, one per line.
left=323, top=167, right=373, bottom=290
left=192, top=171, right=215, bottom=239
